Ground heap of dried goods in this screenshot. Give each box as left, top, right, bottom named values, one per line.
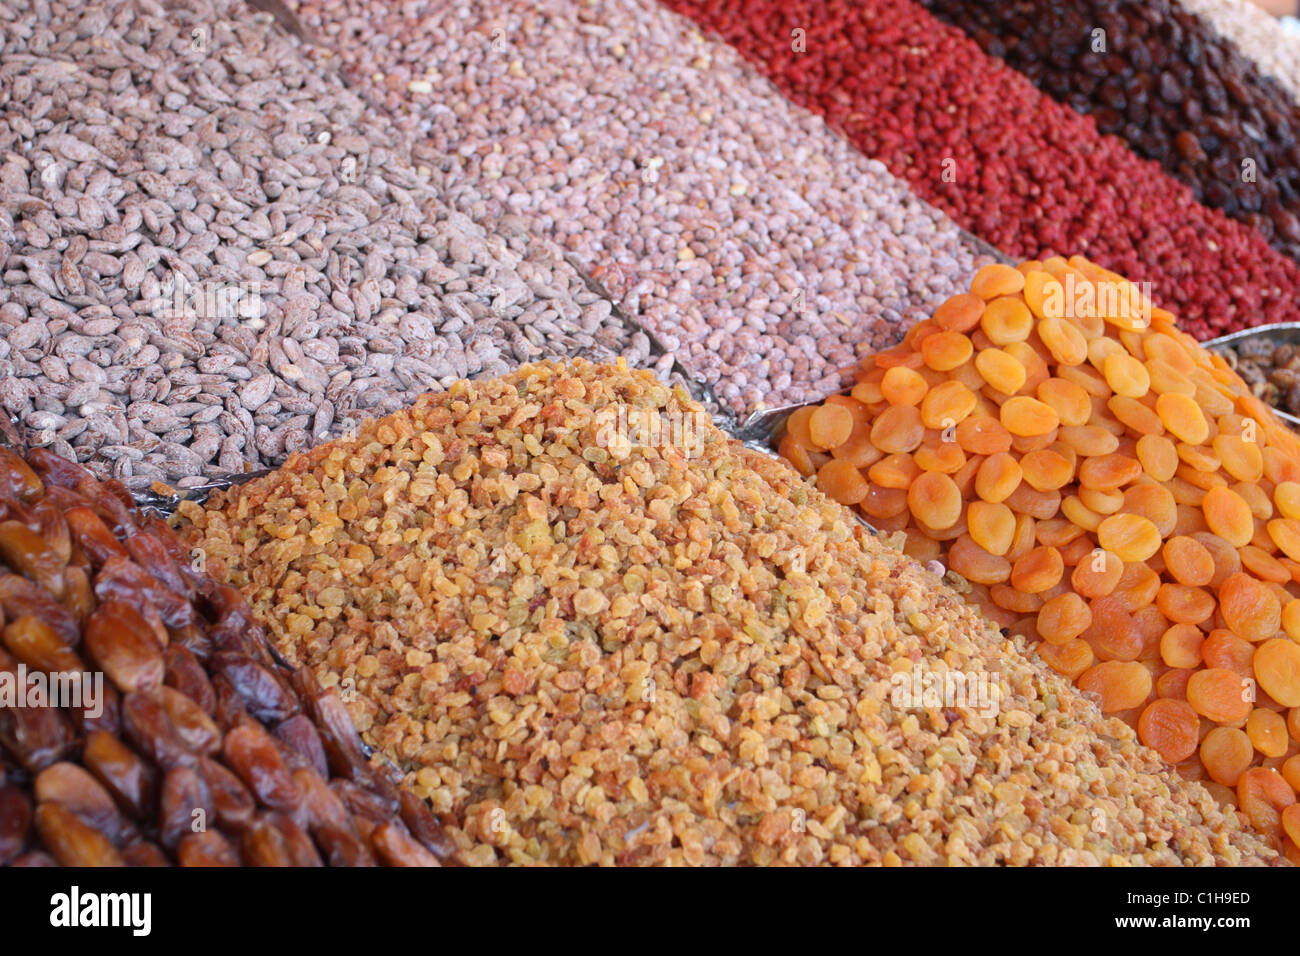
left=181, top=359, right=1279, bottom=865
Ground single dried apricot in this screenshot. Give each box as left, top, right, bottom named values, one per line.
left=1072, top=548, right=1123, bottom=598
left=974, top=348, right=1026, bottom=396
left=1010, top=546, right=1063, bottom=594
left=1078, top=661, right=1153, bottom=712
left=1036, top=592, right=1091, bottom=645
left=947, top=534, right=1011, bottom=585
left=1240, top=545, right=1290, bottom=584
left=980, top=296, right=1034, bottom=346
left=1103, top=352, right=1150, bottom=398
left=933, top=292, right=986, bottom=331
left=869, top=405, right=924, bottom=456
left=1038, top=638, right=1094, bottom=680
left=974, top=452, right=1022, bottom=503
left=1214, top=433, right=1265, bottom=483
left=1097, top=513, right=1161, bottom=563
left=778, top=433, right=815, bottom=477
left=1036, top=378, right=1091, bottom=427
left=1237, top=767, right=1296, bottom=841
left=1038, top=316, right=1088, bottom=366
left=1155, top=583, right=1215, bottom=626
left=1061, top=495, right=1102, bottom=532
left=860, top=484, right=909, bottom=519
left=1135, top=434, right=1178, bottom=482
left=1201, top=486, right=1254, bottom=548
left=1000, top=396, right=1059, bottom=437
left=1123, top=484, right=1177, bottom=537
left=1078, top=486, right=1123, bottom=514
left=970, top=264, right=1025, bottom=301
left=1192, top=532, right=1242, bottom=588
left=1155, top=392, right=1209, bottom=444
left=1078, top=453, right=1141, bottom=491
left=808, top=404, right=854, bottom=450
left=920, top=380, right=976, bottom=430
left=921, top=330, right=973, bottom=372
left=913, top=442, right=965, bottom=475
left=1202, top=630, right=1256, bottom=678
left=869, top=454, right=921, bottom=489
left=1186, top=667, right=1253, bottom=723
left=1138, top=698, right=1199, bottom=763
left=1275, top=481, right=1300, bottom=520
left=1084, top=595, right=1145, bottom=661
left=1219, top=572, right=1282, bottom=642
left=879, top=366, right=928, bottom=406
left=955, top=415, right=1012, bottom=455
left=1057, top=424, right=1119, bottom=457
left=907, top=472, right=962, bottom=530
left=990, top=583, right=1043, bottom=614
left=1284, top=599, right=1300, bottom=641
left=1201, top=727, right=1254, bottom=786
left=816, top=459, right=869, bottom=506
left=1254, top=638, right=1300, bottom=707
left=1159, top=624, right=1204, bottom=669
left=1003, top=482, right=1061, bottom=520
left=1157, top=668, right=1194, bottom=700
left=1019, top=449, right=1072, bottom=491
left=1108, top=395, right=1165, bottom=436
left=1246, top=708, right=1288, bottom=759
left=1161, top=536, right=1214, bottom=587
left=967, top=501, right=1016, bottom=556
left=1267, top=518, right=1300, bottom=561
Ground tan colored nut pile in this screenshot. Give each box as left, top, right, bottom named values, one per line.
left=178, top=359, right=1280, bottom=865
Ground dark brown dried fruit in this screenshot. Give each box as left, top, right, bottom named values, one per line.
left=3, top=615, right=84, bottom=673
left=0, top=693, right=73, bottom=772
left=84, top=601, right=165, bottom=694
left=370, top=821, right=440, bottom=867
left=223, top=723, right=300, bottom=811
left=177, top=830, right=239, bottom=866
left=83, top=731, right=158, bottom=820
left=121, top=841, right=172, bottom=867
left=211, top=652, right=297, bottom=723
left=274, top=714, right=328, bottom=779
left=158, top=765, right=214, bottom=850
left=34, top=762, right=128, bottom=844
left=199, top=756, right=256, bottom=832
left=315, top=824, right=377, bottom=867
left=163, top=646, right=217, bottom=716
left=0, top=784, right=33, bottom=864
left=34, top=802, right=124, bottom=866
left=94, top=555, right=196, bottom=630
left=264, top=811, right=323, bottom=867
left=159, top=687, right=220, bottom=756
left=240, top=816, right=293, bottom=866
left=0, top=520, right=65, bottom=598
left=0, top=572, right=78, bottom=644
left=399, top=789, right=458, bottom=861
left=0, top=448, right=44, bottom=502
left=63, top=507, right=130, bottom=567
left=122, top=690, right=196, bottom=771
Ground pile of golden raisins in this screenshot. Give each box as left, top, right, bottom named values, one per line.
left=780, top=255, right=1300, bottom=857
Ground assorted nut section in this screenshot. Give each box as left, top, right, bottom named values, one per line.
left=179, top=359, right=1279, bottom=866
left=294, top=0, right=998, bottom=414
left=0, top=445, right=456, bottom=866
left=781, top=256, right=1300, bottom=859
left=1214, top=337, right=1300, bottom=419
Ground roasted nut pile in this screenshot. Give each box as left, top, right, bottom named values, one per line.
left=657, top=0, right=1300, bottom=339
left=0, top=0, right=656, bottom=494
left=781, top=256, right=1300, bottom=858
left=0, top=445, right=455, bottom=866
left=180, top=359, right=1279, bottom=866
left=922, top=0, right=1300, bottom=260
left=294, top=0, right=997, bottom=414
left=1214, top=338, right=1300, bottom=419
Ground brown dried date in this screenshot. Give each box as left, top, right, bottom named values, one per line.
left=399, top=789, right=458, bottom=861
left=122, top=690, right=196, bottom=771
left=274, top=714, right=329, bottom=778
left=0, top=520, right=65, bottom=597
left=34, top=802, right=124, bottom=866
left=223, top=723, right=301, bottom=811
left=158, top=765, right=213, bottom=850
left=177, top=830, right=239, bottom=866
left=0, top=784, right=33, bottom=864
left=198, top=756, right=255, bottom=831
left=95, top=555, right=196, bottom=630
left=33, top=498, right=71, bottom=567
left=125, top=533, right=190, bottom=601
left=264, top=810, right=323, bottom=866
left=85, top=601, right=165, bottom=694
left=300, top=671, right=374, bottom=779
left=83, top=731, right=158, bottom=820
left=315, top=823, right=377, bottom=867
left=292, top=766, right=350, bottom=832
left=211, top=652, right=297, bottom=723
left=370, top=821, right=440, bottom=867
left=330, top=778, right=400, bottom=823
left=159, top=687, right=220, bottom=756
left=0, top=448, right=43, bottom=501
left=74, top=477, right=137, bottom=537
left=63, top=507, right=130, bottom=567
left=0, top=694, right=73, bottom=772
left=240, top=815, right=293, bottom=866
left=34, top=762, right=128, bottom=844
left=60, top=565, right=95, bottom=622
left=0, top=572, right=78, bottom=644
left=10, top=850, right=57, bottom=866
left=164, top=646, right=216, bottom=716
left=26, top=447, right=87, bottom=492
left=211, top=674, right=250, bottom=731
left=121, top=840, right=172, bottom=866
left=3, top=615, right=85, bottom=673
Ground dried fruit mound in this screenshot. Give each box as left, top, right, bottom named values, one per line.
left=0, top=447, right=455, bottom=866
left=180, top=360, right=1279, bottom=865
left=656, top=0, right=1300, bottom=339
left=781, top=256, right=1300, bottom=859
left=920, top=0, right=1300, bottom=263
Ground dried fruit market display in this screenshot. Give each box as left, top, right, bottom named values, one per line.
left=178, top=359, right=1281, bottom=865
left=0, top=446, right=456, bottom=866
left=777, top=256, right=1300, bottom=861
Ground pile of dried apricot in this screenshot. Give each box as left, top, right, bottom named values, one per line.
left=780, top=255, right=1300, bottom=857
